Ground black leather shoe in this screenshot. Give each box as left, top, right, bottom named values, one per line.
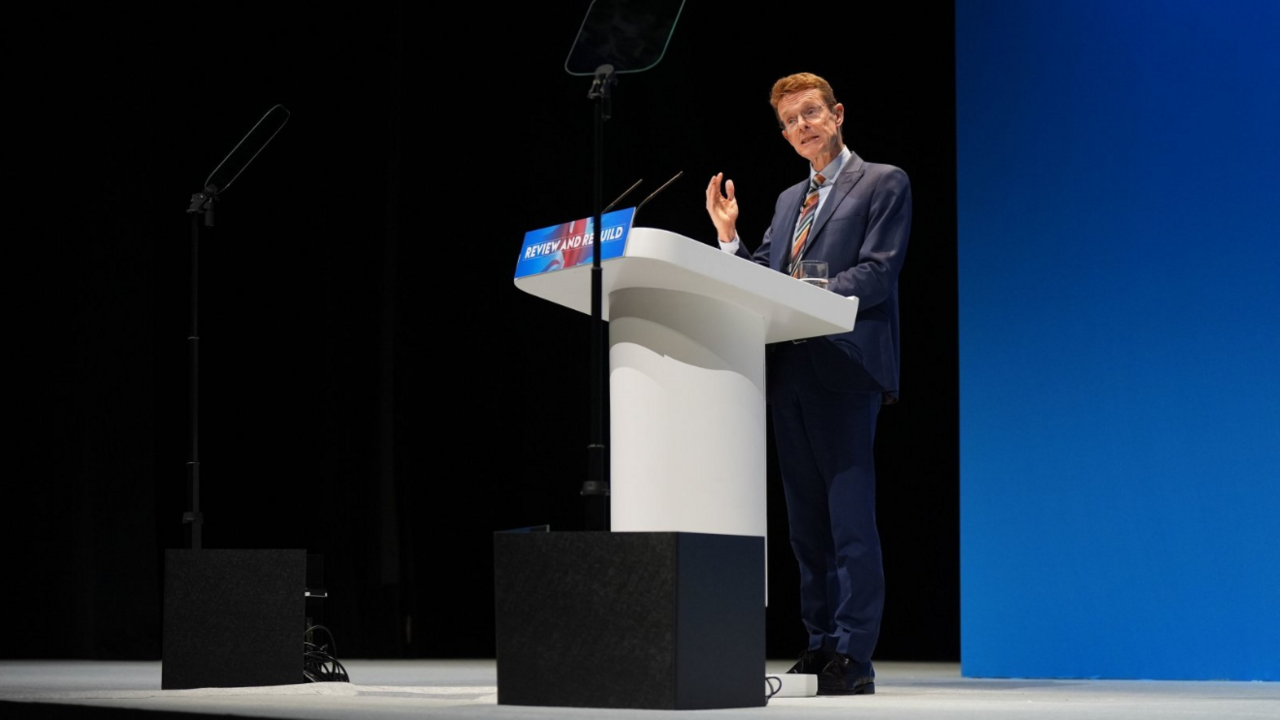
left=786, top=648, right=831, bottom=674
left=817, top=654, right=875, bottom=695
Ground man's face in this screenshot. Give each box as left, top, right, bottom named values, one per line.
left=777, top=89, right=844, bottom=167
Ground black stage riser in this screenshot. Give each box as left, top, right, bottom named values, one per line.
left=494, top=531, right=764, bottom=710
left=162, top=549, right=305, bottom=690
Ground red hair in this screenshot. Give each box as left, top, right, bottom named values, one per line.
left=770, top=72, right=838, bottom=116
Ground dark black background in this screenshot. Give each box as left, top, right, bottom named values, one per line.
left=7, top=1, right=957, bottom=661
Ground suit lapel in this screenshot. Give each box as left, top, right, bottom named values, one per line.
left=808, top=152, right=865, bottom=254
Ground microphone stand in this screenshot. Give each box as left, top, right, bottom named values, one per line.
left=582, top=64, right=616, bottom=532
left=183, top=186, right=216, bottom=549
left=178, top=104, right=288, bottom=550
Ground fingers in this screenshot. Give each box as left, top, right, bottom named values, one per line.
left=705, top=172, right=737, bottom=240
left=706, top=173, right=725, bottom=213
left=706, top=173, right=731, bottom=200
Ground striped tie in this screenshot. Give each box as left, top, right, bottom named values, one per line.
left=790, top=173, right=825, bottom=277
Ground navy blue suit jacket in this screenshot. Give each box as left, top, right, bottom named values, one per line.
left=737, top=151, right=911, bottom=399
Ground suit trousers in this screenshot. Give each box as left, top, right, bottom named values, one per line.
left=770, top=340, right=884, bottom=662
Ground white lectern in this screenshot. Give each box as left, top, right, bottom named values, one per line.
left=515, top=227, right=858, bottom=541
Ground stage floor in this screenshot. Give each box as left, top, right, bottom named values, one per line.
left=1, top=660, right=1276, bottom=719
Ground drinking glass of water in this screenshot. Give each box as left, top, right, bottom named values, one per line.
left=800, top=261, right=829, bottom=289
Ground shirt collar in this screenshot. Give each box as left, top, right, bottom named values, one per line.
left=811, top=146, right=851, bottom=186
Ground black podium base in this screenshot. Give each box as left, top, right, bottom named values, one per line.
left=162, top=549, right=305, bottom=690
left=494, top=531, right=764, bottom=710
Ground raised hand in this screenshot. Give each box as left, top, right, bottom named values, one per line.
left=705, top=172, right=739, bottom=242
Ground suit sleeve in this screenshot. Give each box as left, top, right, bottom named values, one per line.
left=733, top=194, right=787, bottom=269
left=828, top=167, right=912, bottom=308
left=721, top=232, right=772, bottom=268
left=744, top=225, right=773, bottom=267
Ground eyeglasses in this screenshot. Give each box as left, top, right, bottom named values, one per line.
left=780, top=104, right=831, bottom=132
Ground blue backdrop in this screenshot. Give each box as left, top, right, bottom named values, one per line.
left=957, top=0, right=1280, bottom=680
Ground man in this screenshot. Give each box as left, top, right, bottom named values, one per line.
left=705, top=72, right=911, bottom=696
